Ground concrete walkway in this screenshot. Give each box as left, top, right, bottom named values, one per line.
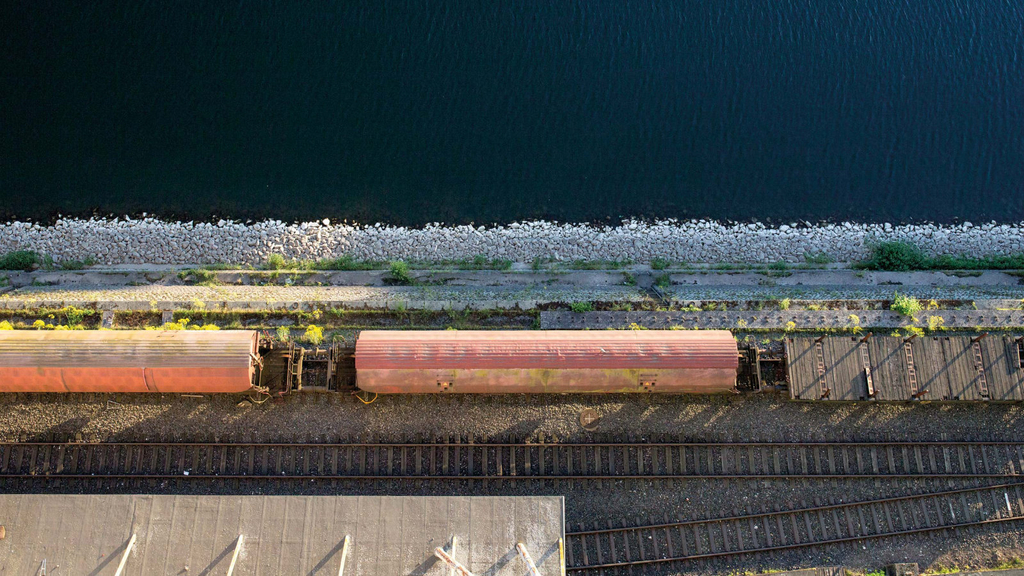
left=541, top=310, right=1024, bottom=330
left=2, top=268, right=1023, bottom=313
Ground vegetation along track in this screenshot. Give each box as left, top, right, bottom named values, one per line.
left=565, top=482, right=1024, bottom=572
left=3, top=441, right=1024, bottom=483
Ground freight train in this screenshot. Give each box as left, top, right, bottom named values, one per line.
left=0, top=329, right=1020, bottom=401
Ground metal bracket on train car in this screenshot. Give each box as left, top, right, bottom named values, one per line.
left=814, top=340, right=830, bottom=399
left=971, top=337, right=990, bottom=400
left=283, top=343, right=304, bottom=393
left=437, top=381, right=452, bottom=392
left=327, top=343, right=339, bottom=388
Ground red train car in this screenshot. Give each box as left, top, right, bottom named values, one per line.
left=355, top=330, right=739, bottom=393
left=0, top=330, right=259, bottom=393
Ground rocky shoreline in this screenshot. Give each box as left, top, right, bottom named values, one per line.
left=3, top=218, right=1024, bottom=266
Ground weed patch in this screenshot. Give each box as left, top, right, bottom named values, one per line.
left=0, top=250, right=39, bottom=271
left=177, top=268, right=221, bottom=286
left=303, top=324, right=324, bottom=345
left=387, top=261, right=414, bottom=285
left=569, top=259, right=630, bottom=270
left=858, top=240, right=1024, bottom=271
left=891, top=291, right=923, bottom=317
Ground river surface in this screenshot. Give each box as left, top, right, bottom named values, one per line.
left=3, top=1, right=1023, bottom=224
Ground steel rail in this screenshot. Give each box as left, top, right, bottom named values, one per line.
left=5, top=440, right=1024, bottom=447
left=3, top=473, right=1024, bottom=480
left=565, top=483, right=1024, bottom=571
left=570, top=515, right=1024, bottom=571
left=569, top=482, right=1024, bottom=536
left=1, top=440, right=1022, bottom=481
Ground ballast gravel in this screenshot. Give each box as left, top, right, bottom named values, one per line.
left=2, top=393, right=1024, bottom=573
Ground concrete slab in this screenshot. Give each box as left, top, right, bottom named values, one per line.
left=540, top=309, right=1024, bottom=330
left=0, top=494, right=565, bottom=575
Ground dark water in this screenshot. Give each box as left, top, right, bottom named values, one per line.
left=3, top=1, right=1024, bottom=225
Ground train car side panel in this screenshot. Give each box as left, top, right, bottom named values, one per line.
left=355, top=330, right=739, bottom=394
left=61, top=367, right=152, bottom=393
left=148, top=367, right=256, bottom=393
left=358, top=367, right=737, bottom=394
left=0, top=368, right=69, bottom=392
left=0, top=331, right=259, bottom=393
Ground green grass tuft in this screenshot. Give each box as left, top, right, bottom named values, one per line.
left=387, top=260, right=414, bottom=285
left=0, top=250, right=40, bottom=271
left=177, top=268, right=221, bottom=286
left=858, top=241, right=928, bottom=271
left=856, top=240, right=1024, bottom=271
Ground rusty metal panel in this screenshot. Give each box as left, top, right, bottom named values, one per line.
left=0, top=368, right=68, bottom=393
left=0, top=331, right=258, bottom=393
left=356, top=330, right=738, bottom=393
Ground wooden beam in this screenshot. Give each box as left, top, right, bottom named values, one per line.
left=517, top=543, right=542, bottom=576
left=559, top=538, right=566, bottom=576
left=434, top=547, right=477, bottom=576
left=448, top=535, right=458, bottom=576
left=226, top=534, right=244, bottom=576
left=337, top=535, right=350, bottom=576
left=114, top=533, right=137, bottom=576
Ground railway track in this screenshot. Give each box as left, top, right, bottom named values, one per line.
left=565, top=482, right=1024, bottom=572
left=2, top=440, right=1024, bottom=481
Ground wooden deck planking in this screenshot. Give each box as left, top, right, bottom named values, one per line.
left=1002, top=337, right=1024, bottom=400
left=786, top=335, right=1024, bottom=402
left=826, top=337, right=865, bottom=400
left=867, top=337, right=903, bottom=401
left=981, top=337, right=1008, bottom=400
left=864, top=338, right=889, bottom=399
left=786, top=338, right=817, bottom=400
left=943, top=337, right=980, bottom=400
left=912, top=337, right=951, bottom=401
left=888, top=337, right=914, bottom=400
left=981, top=337, right=1024, bottom=401
left=936, top=337, right=967, bottom=400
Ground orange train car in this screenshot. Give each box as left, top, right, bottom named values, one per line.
left=355, top=330, right=739, bottom=393
left=0, top=330, right=260, bottom=393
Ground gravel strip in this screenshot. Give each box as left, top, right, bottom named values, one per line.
left=664, top=284, right=1024, bottom=301
left=3, top=393, right=1023, bottom=445
left=541, top=310, right=1024, bottom=330
left=0, top=284, right=646, bottom=311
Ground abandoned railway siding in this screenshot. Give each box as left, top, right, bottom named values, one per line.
left=3, top=267, right=1024, bottom=574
